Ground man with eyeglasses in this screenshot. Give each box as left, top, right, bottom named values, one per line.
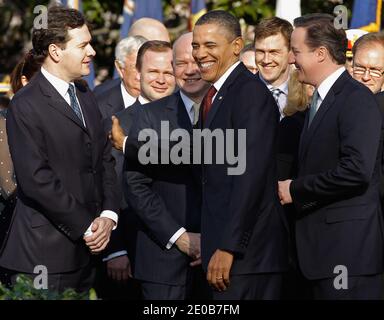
left=352, top=32, right=384, bottom=95
left=352, top=32, right=384, bottom=211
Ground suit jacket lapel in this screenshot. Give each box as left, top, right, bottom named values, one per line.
left=165, top=92, right=193, bottom=133
left=204, top=62, right=246, bottom=128
left=300, top=70, right=350, bottom=161
left=107, top=82, right=125, bottom=113
left=38, top=72, right=88, bottom=133
left=76, top=82, right=96, bottom=137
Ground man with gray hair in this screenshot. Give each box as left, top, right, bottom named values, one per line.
left=97, top=35, right=147, bottom=120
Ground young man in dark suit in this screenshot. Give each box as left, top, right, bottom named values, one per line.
left=279, top=14, right=384, bottom=299
left=192, top=10, right=289, bottom=299
left=0, top=6, right=119, bottom=293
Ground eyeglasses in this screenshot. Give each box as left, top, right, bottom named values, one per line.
left=353, top=66, right=384, bottom=78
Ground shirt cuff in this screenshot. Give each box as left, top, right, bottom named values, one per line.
left=83, top=210, right=119, bottom=237
left=166, top=227, right=186, bottom=250
left=102, top=250, right=128, bottom=262
left=123, top=136, right=128, bottom=154
left=100, top=210, right=118, bottom=230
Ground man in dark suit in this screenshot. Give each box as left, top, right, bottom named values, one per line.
left=110, top=33, right=211, bottom=299
left=279, top=14, right=384, bottom=299
left=0, top=6, right=119, bottom=293
left=351, top=33, right=384, bottom=214
left=254, top=17, right=293, bottom=120
left=99, top=40, right=175, bottom=299
left=191, top=10, right=289, bottom=299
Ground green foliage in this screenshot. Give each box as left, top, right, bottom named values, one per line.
left=211, top=0, right=274, bottom=24
left=0, top=274, right=98, bottom=300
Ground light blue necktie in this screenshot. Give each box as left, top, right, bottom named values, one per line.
left=67, top=84, right=83, bottom=122
left=308, top=90, right=319, bottom=128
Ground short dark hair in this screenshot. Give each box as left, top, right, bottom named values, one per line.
left=11, top=50, right=44, bottom=93
left=253, top=17, right=293, bottom=49
left=352, top=32, right=384, bottom=56
left=294, top=13, right=347, bottom=65
left=32, top=6, right=86, bottom=59
left=136, top=40, right=172, bottom=71
left=195, top=10, right=241, bottom=40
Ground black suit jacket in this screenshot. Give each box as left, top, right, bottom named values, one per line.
left=96, top=80, right=125, bottom=121
left=200, top=62, right=289, bottom=275
left=101, top=100, right=142, bottom=257
left=291, top=71, right=384, bottom=279
left=0, top=71, right=119, bottom=273
left=121, top=92, right=202, bottom=286
left=93, top=78, right=121, bottom=97
left=375, top=92, right=384, bottom=202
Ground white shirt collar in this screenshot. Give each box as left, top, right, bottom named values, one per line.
left=179, top=91, right=195, bottom=114
left=41, top=66, right=74, bottom=100
left=138, top=95, right=150, bottom=105
left=317, top=66, right=346, bottom=102
left=213, top=61, right=241, bottom=94
left=120, top=83, right=137, bottom=108
left=259, top=73, right=289, bottom=95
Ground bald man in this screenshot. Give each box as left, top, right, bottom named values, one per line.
left=128, top=17, right=170, bottom=42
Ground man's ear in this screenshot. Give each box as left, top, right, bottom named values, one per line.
left=114, top=60, right=124, bottom=79
left=233, top=37, right=244, bottom=56
left=21, top=75, right=29, bottom=87
left=136, top=68, right=141, bottom=82
left=316, top=46, right=327, bottom=63
left=48, top=43, right=62, bottom=63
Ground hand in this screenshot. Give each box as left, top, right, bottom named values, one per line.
left=278, top=180, right=293, bottom=205
left=83, top=217, right=115, bottom=254
left=207, top=249, right=233, bottom=292
left=109, top=116, right=126, bottom=151
left=175, top=232, right=202, bottom=267
left=107, top=255, right=132, bottom=282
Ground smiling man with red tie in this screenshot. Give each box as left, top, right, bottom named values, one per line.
left=192, top=10, right=289, bottom=300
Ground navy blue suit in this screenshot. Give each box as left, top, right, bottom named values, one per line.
left=121, top=92, right=205, bottom=299
left=200, top=63, right=289, bottom=299
left=291, top=71, right=384, bottom=299
left=0, top=72, right=119, bottom=278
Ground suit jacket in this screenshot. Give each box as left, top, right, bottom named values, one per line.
left=93, top=78, right=121, bottom=98
left=200, top=62, right=289, bottom=275
left=0, top=71, right=119, bottom=273
left=375, top=92, right=384, bottom=202
left=96, top=80, right=125, bottom=121
left=291, top=71, right=384, bottom=280
left=121, top=92, right=202, bottom=286
left=102, top=99, right=142, bottom=256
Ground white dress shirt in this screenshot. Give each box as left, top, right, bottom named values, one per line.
left=41, top=67, right=118, bottom=236
left=180, top=90, right=198, bottom=124
left=314, top=66, right=346, bottom=112
left=212, top=61, right=241, bottom=102
left=120, top=83, right=137, bottom=108
left=259, top=73, right=289, bottom=120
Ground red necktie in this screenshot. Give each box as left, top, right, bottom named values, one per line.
left=202, top=86, right=217, bottom=123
